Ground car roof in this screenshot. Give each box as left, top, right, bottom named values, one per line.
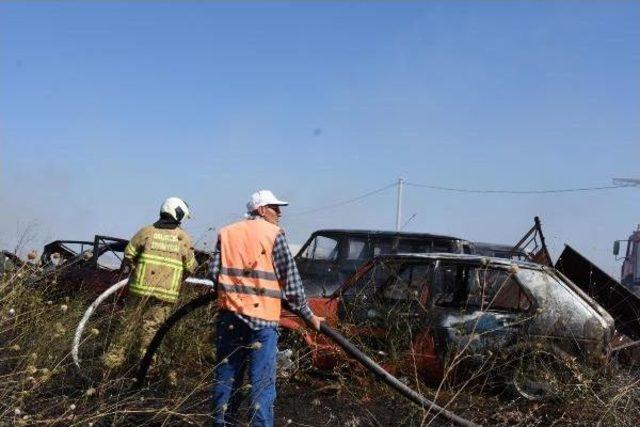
left=311, top=229, right=467, bottom=242
left=331, top=252, right=548, bottom=298
left=473, top=242, right=517, bottom=251
left=472, top=242, right=531, bottom=255
left=375, top=252, right=545, bottom=270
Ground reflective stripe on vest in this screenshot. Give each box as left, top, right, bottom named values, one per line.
left=185, top=254, right=197, bottom=271
left=217, top=219, right=282, bottom=322
left=220, top=266, right=278, bottom=281
left=124, top=242, right=139, bottom=259
left=218, top=282, right=283, bottom=299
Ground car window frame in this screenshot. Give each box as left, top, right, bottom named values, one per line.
left=432, top=261, right=534, bottom=314
left=298, top=233, right=341, bottom=261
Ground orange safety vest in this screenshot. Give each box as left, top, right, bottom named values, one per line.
left=217, top=219, right=283, bottom=321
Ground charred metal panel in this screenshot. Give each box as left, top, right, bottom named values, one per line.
left=509, top=216, right=553, bottom=266
left=518, top=268, right=612, bottom=358
left=555, top=245, right=640, bottom=340
left=435, top=310, right=521, bottom=354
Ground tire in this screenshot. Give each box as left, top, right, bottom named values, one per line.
left=502, top=343, right=583, bottom=401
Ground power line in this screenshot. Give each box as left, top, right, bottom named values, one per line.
left=405, top=181, right=630, bottom=194
left=288, top=178, right=634, bottom=221
left=290, top=182, right=397, bottom=216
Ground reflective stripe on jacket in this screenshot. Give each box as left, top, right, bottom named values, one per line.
left=124, top=225, right=197, bottom=303
left=218, top=219, right=282, bottom=321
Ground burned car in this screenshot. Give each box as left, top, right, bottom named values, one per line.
left=280, top=253, right=614, bottom=399
left=31, top=234, right=213, bottom=299
left=295, top=229, right=473, bottom=297
left=34, top=235, right=130, bottom=295
left=295, top=218, right=552, bottom=298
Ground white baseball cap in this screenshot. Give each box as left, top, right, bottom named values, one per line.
left=246, top=190, right=288, bottom=213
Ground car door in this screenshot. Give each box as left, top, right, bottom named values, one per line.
left=430, top=262, right=533, bottom=361
left=338, top=260, right=434, bottom=364
left=375, top=262, right=434, bottom=361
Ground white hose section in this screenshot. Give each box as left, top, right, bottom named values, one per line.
left=184, top=277, right=214, bottom=287
left=72, top=278, right=128, bottom=368
left=72, top=276, right=214, bottom=368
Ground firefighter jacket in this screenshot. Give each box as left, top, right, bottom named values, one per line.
left=124, top=224, right=197, bottom=303
left=217, top=219, right=283, bottom=322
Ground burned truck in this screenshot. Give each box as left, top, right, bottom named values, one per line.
left=281, top=253, right=615, bottom=399
left=613, top=225, right=640, bottom=293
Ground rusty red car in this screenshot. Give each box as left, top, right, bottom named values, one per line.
left=280, top=253, right=615, bottom=399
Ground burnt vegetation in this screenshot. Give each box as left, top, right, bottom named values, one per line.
left=1, top=254, right=640, bottom=426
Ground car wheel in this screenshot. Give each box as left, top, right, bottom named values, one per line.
left=503, top=344, right=582, bottom=401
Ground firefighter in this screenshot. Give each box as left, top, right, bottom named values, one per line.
left=103, top=197, right=197, bottom=370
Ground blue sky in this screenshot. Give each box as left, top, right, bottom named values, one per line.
left=1, top=1, right=639, bottom=276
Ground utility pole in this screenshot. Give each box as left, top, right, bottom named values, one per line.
left=396, top=177, right=404, bottom=231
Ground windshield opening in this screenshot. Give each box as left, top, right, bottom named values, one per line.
left=298, top=234, right=339, bottom=261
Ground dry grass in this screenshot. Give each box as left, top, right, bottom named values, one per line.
left=330, top=262, right=640, bottom=426
left=1, top=261, right=640, bottom=426
left=0, top=263, right=216, bottom=426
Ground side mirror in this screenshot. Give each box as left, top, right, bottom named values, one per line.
left=613, top=241, right=620, bottom=256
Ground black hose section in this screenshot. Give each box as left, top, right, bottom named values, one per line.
left=132, top=294, right=478, bottom=427
left=132, top=292, right=217, bottom=389
left=318, top=322, right=479, bottom=427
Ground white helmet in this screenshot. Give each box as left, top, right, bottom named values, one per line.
left=160, top=197, right=191, bottom=222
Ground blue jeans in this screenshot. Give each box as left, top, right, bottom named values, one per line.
left=212, top=311, right=278, bottom=427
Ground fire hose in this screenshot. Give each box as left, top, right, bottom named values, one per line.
left=72, top=278, right=128, bottom=368
left=74, top=279, right=478, bottom=427
left=73, top=278, right=210, bottom=368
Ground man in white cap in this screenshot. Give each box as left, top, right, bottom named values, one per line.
left=209, top=190, right=323, bottom=427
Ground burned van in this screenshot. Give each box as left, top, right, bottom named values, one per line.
left=295, top=229, right=472, bottom=297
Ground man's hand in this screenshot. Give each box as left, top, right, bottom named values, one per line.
left=309, top=314, right=325, bottom=331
